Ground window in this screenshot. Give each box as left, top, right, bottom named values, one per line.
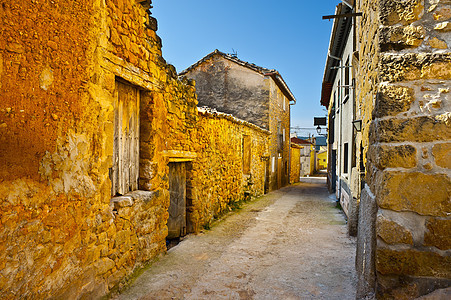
left=328, top=113, right=335, bottom=143
left=243, top=135, right=251, bottom=175
left=343, top=143, right=349, bottom=174
left=111, top=79, right=140, bottom=196
left=277, top=122, right=283, bottom=151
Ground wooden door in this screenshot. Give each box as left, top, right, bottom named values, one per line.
left=264, top=160, right=269, bottom=194
left=111, top=80, right=139, bottom=196
left=277, top=157, right=282, bottom=189
left=167, top=162, right=187, bottom=239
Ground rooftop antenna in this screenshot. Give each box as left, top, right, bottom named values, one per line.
left=231, top=48, right=238, bottom=58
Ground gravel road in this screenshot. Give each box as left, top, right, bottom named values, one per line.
left=113, top=178, right=356, bottom=300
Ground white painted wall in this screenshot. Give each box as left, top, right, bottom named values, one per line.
left=329, top=27, right=355, bottom=212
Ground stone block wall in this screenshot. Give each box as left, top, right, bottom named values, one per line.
left=355, top=0, right=451, bottom=298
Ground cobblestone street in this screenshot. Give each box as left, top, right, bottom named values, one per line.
left=114, top=178, right=356, bottom=300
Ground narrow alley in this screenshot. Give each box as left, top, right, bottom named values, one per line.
left=114, top=178, right=357, bottom=300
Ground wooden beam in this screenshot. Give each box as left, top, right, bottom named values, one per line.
left=322, top=12, right=362, bottom=20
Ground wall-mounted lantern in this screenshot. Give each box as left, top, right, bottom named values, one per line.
left=314, top=117, right=327, bottom=137
left=352, top=119, right=362, bottom=132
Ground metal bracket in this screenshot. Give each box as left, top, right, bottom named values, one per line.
left=322, top=12, right=362, bottom=20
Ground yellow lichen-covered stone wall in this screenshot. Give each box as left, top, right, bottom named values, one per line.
left=290, top=146, right=301, bottom=183
left=0, top=1, right=271, bottom=298
left=356, top=0, right=451, bottom=298
left=0, top=0, right=115, bottom=298
left=190, top=108, right=269, bottom=231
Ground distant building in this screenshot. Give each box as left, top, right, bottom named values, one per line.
left=181, top=50, right=296, bottom=192
left=317, top=149, right=328, bottom=170
left=291, top=137, right=314, bottom=177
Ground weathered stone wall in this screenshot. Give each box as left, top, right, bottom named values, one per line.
left=290, top=146, right=301, bottom=183
left=0, top=0, right=113, bottom=297
left=189, top=108, right=269, bottom=231
left=183, top=54, right=270, bottom=130
left=355, top=0, right=451, bottom=298
left=354, top=1, right=381, bottom=297
left=184, top=54, right=292, bottom=192
left=0, top=1, right=272, bottom=298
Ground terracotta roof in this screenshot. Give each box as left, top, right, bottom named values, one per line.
left=291, top=137, right=312, bottom=145
left=180, top=49, right=296, bottom=104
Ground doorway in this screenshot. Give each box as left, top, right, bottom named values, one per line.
left=167, top=162, right=187, bottom=247
left=331, top=150, right=337, bottom=192
left=277, top=157, right=282, bottom=189
left=264, top=160, right=270, bottom=194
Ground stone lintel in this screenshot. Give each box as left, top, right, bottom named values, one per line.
left=161, top=150, right=197, bottom=162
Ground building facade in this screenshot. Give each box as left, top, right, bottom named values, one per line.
left=181, top=50, right=296, bottom=192
left=321, top=3, right=359, bottom=236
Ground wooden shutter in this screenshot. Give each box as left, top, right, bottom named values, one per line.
left=112, top=80, right=140, bottom=196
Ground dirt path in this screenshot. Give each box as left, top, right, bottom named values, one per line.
left=113, top=178, right=356, bottom=299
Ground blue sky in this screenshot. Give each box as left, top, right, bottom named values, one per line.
left=152, top=0, right=340, bottom=137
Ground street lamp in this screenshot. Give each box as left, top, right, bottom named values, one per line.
left=314, top=117, right=327, bottom=136
left=316, top=125, right=322, bottom=135
left=352, top=119, right=362, bottom=132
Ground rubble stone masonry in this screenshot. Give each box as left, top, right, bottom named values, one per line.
left=290, top=145, right=301, bottom=184
left=0, top=0, right=268, bottom=298
left=356, top=0, right=451, bottom=298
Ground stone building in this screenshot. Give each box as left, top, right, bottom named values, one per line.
left=0, top=1, right=270, bottom=298
left=322, top=0, right=451, bottom=298
left=180, top=50, right=296, bottom=192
